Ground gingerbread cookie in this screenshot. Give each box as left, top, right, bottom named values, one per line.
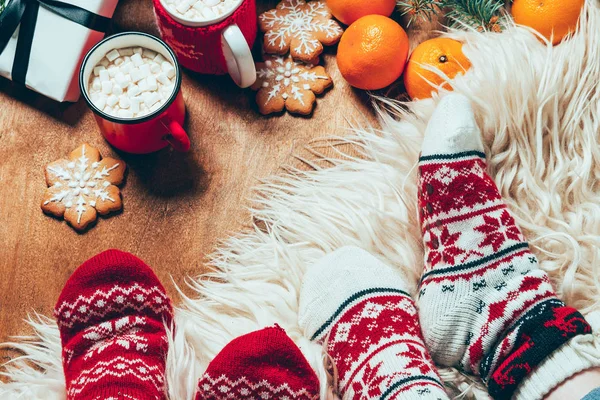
left=259, top=0, right=343, bottom=62
left=251, top=54, right=333, bottom=115
left=41, top=144, right=126, bottom=232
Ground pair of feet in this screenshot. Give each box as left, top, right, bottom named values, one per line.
left=55, top=94, right=595, bottom=400
left=298, top=95, right=595, bottom=400
left=56, top=250, right=319, bottom=400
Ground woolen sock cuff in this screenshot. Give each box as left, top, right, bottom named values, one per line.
left=298, top=246, right=412, bottom=341
left=514, top=333, right=600, bottom=400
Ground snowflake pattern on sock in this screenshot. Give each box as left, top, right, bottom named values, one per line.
left=311, top=289, right=448, bottom=400
left=417, top=151, right=591, bottom=400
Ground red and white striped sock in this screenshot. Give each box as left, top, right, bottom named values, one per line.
left=54, top=250, right=173, bottom=400
left=299, top=247, right=449, bottom=400
left=195, top=326, right=320, bottom=399
left=417, top=94, right=597, bottom=400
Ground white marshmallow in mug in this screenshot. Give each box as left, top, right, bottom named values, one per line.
left=88, top=46, right=177, bottom=119
left=164, top=0, right=239, bottom=22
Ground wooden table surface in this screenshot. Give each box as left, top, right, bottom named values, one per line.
left=0, top=0, right=435, bottom=349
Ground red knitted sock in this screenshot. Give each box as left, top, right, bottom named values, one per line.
left=54, top=250, right=173, bottom=400
left=195, top=326, right=320, bottom=399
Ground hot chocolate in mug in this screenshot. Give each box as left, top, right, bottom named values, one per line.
left=154, top=0, right=257, bottom=88
left=80, top=32, right=190, bottom=154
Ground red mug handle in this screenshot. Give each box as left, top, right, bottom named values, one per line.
left=161, top=117, right=190, bottom=152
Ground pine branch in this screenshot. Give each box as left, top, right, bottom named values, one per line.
left=442, top=0, right=506, bottom=31
left=0, top=0, right=6, bottom=14
left=397, top=0, right=442, bottom=27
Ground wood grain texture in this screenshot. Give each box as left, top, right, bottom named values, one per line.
left=0, top=0, right=435, bottom=352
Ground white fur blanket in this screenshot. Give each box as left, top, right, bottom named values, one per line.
left=2, top=2, right=600, bottom=398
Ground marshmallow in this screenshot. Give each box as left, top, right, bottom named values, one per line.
left=106, top=49, right=120, bottom=61
left=114, top=57, right=124, bottom=66
left=202, top=7, right=216, bottom=19
left=101, top=81, right=113, bottom=94
left=154, top=53, right=166, bottom=64
left=108, top=66, right=118, bottom=77
left=131, top=53, right=144, bottom=67
left=119, top=95, right=130, bottom=109
left=99, top=58, right=109, bottom=67
left=118, top=109, right=133, bottom=118
left=147, top=75, right=158, bottom=91
left=175, top=0, right=192, bottom=13
left=112, top=84, right=123, bottom=96
left=120, top=47, right=134, bottom=56
left=144, top=92, right=160, bottom=108
left=99, top=69, right=109, bottom=82
left=193, top=2, right=205, bottom=11
left=138, top=78, right=149, bottom=93
left=114, top=72, right=131, bottom=88
left=94, top=95, right=107, bottom=110
left=106, top=94, right=119, bottom=107
left=162, top=62, right=176, bottom=78
left=92, top=78, right=102, bottom=91
left=156, top=73, right=170, bottom=85
left=127, top=84, right=141, bottom=97
left=150, top=62, right=161, bottom=74
left=204, top=0, right=220, bottom=6
left=139, top=64, right=151, bottom=77
left=143, top=49, right=157, bottom=59
left=120, top=62, right=133, bottom=74
left=130, top=68, right=144, bottom=83
left=133, top=47, right=143, bottom=55
left=130, top=97, right=141, bottom=114
left=103, top=105, right=113, bottom=114
left=93, top=65, right=106, bottom=77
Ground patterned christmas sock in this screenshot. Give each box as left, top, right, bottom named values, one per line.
left=299, top=246, right=449, bottom=400
left=54, top=250, right=173, bottom=400
left=417, top=94, right=597, bottom=400
left=195, top=326, right=320, bottom=399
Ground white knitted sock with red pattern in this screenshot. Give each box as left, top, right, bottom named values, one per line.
left=417, top=94, right=596, bottom=400
left=299, top=246, right=449, bottom=400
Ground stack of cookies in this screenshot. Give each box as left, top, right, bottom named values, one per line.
left=251, top=0, right=344, bottom=115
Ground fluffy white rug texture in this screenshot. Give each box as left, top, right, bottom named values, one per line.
left=3, top=2, right=600, bottom=399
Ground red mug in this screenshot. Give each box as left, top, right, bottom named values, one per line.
left=154, top=0, right=257, bottom=88
left=80, top=32, right=190, bottom=154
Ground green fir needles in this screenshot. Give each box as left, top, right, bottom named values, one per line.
left=398, top=0, right=508, bottom=31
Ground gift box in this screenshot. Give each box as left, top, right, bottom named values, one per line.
left=0, top=0, right=119, bottom=102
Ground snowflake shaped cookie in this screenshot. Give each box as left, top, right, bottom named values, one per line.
left=259, top=0, right=343, bottom=62
left=41, top=143, right=126, bottom=232
left=251, top=54, right=333, bottom=115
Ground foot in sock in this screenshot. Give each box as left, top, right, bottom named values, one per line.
left=417, top=94, right=596, bottom=399
left=54, top=249, right=173, bottom=400
left=299, top=246, right=449, bottom=400
left=195, top=326, right=320, bottom=399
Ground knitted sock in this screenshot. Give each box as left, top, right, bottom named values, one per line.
left=417, top=94, right=596, bottom=400
left=195, top=326, right=320, bottom=399
left=54, top=250, right=173, bottom=400
left=299, top=246, right=449, bottom=400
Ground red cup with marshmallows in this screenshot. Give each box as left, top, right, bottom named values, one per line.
left=154, top=0, right=257, bottom=88
left=80, top=32, right=190, bottom=154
